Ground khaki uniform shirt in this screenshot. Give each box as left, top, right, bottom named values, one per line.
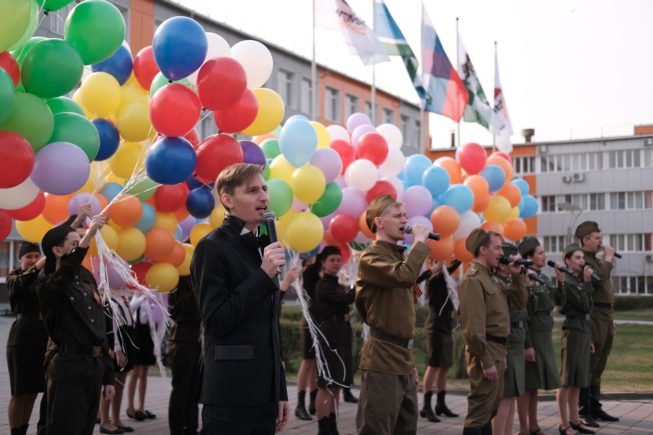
left=583, top=251, right=614, bottom=306
left=355, top=240, right=430, bottom=375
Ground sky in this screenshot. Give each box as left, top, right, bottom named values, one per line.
left=173, top=0, right=653, bottom=149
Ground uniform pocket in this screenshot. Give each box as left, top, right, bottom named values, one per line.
left=214, top=344, right=254, bottom=361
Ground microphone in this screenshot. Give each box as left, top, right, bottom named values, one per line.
left=404, top=225, right=440, bottom=241
left=601, top=244, right=622, bottom=259
left=547, top=260, right=601, bottom=282
left=527, top=273, right=546, bottom=284
left=263, top=210, right=278, bottom=244
left=499, top=257, right=533, bottom=266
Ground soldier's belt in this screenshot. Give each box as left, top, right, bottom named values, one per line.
left=593, top=302, right=612, bottom=310
left=486, top=334, right=508, bottom=345
left=369, top=327, right=413, bottom=349
left=567, top=314, right=591, bottom=321
left=59, top=343, right=102, bottom=358
left=510, top=320, right=526, bottom=329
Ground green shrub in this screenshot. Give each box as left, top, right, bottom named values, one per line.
left=613, top=296, right=653, bottom=311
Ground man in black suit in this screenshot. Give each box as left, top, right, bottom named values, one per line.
left=191, top=163, right=288, bottom=435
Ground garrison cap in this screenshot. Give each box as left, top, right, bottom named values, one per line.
left=574, top=221, right=600, bottom=239
left=564, top=243, right=583, bottom=258
left=501, top=242, right=518, bottom=257
left=466, top=228, right=489, bottom=254
left=365, top=195, right=398, bottom=233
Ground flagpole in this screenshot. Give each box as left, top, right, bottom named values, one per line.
left=492, top=41, right=497, bottom=152
left=456, top=17, right=461, bottom=148
left=419, top=2, right=425, bottom=152
left=371, top=3, right=377, bottom=125
left=311, top=0, right=317, bottom=120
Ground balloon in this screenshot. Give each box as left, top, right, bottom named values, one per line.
left=125, top=177, right=159, bottom=201
left=480, top=165, right=506, bottom=193
left=64, top=0, right=125, bottom=65
left=48, top=112, right=100, bottom=160
left=117, top=101, right=151, bottom=142
left=434, top=157, right=462, bottom=184
left=498, top=183, right=522, bottom=208
left=146, top=137, right=197, bottom=185
left=481, top=221, right=504, bottom=236
left=345, top=159, right=378, bottom=192
left=79, top=71, right=122, bottom=117
left=486, top=155, right=513, bottom=185
left=197, top=57, right=246, bottom=110
left=403, top=215, right=433, bottom=244
left=351, top=124, right=376, bottom=147
left=454, top=238, right=474, bottom=263
left=338, top=187, right=368, bottom=219
left=231, top=40, right=273, bottom=88
left=177, top=243, right=194, bottom=275
left=153, top=211, right=177, bottom=233
left=261, top=138, right=281, bottom=159
left=240, top=140, right=266, bottom=167
left=285, top=212, right=323, bottom=253
left=376, top=123, right=403, bottom=149
left=109, top=142, right=144, bottom=179
left=422, top=165, right=450, bottom=197
left=356, top=132, right=388, bottom=166
left=8, top=190, right=44, bottom=221
left=41, top=193, right=70, bottom=224
left=88, top=224, right=119, bottom=256
left=67, top=192, right=101, bottom=216
left=330, top=140, right=356, bottom=174
left=365, top=180, right=397, bottom=203
left=31, top=142, right=90, bottom=195
left=311, top=182, right=342, bottom=217
left=442, top=184, right=474, bottom=214
left=10, top=36, right=44, bottom=68
left=346, top=112, right=372, bottom=133
left=135, top=202, right=156, bottom=233
left=309, top=148, right=342, bottom=184
left=382, top=176, right=404, bottom=200
left=326, top=124, right=349, bottom=143
left=424, top=236, right=454, bottom=261
left=20, top=39, right=82, bottom=99
left=458, top=142, right=487, bottom=175
left=154, top=183, right=188, bottom=212
left=214, top=89, right=258, bottom=133
left=195, top=134, right=243, bottom=183
left=329, top=214, right=358, bottom=244
left=0, top=131, right=34, bottom=188
left=16, top=215, right=51, bottom=243
left=267, top=178, right=293, bottom=217
left=186, top=185, right=214, bottom=219
left=280, top=118, right=318, bottom=168
left=0, top=210, right=10, bottom=241
left=377, top=147, right=404, bottom=178
left=484, top=195, right=512, bottom=224
left=149, top=71, right=195, bottom=97
left=46, top=96, right=85, bottom=117
left=240, top=88, right=285, bottom=136
left=0, top=92, right=54, bottom=151
left=0, top=52, right=19, bottom=89
left=110, top=194, right=142, bottom=227
left=403, top=154, right=431, bottom=185
left=190, top=222, right=212, bottom=246
left=144, top=227, right=175, bottom=262
left=150, top=83, right=200, bottom=137
left=209, top=204, right=227, bottom=228
left=143, top=262, right=179, bottom=292
left=511, top=178, right=530, bottom=196
left=430, top=205, right=460, bottom=237
left=464, top=175, right=490, bottom=211
left=133, top=46, right=159, bottom=89
left=402, top=186, right=432, bottom=218
left=152, top=16, right=207, bottom=80
left=164, top=241, right=186, bottom=266
left=310, top=121, right=330, bottom=149
left=117, top=227, right=146, bottom=261
left=453, top=211, right=481, bottom=240
left=0, top=69, right=14, bottom=124
left=519, top=195, right=539, bottom=218
left=0, top=0, right=37, bottom=52
left=267, top=155, right=292, bottom=183
left=290, top=164, right=325, bottom=204
left=92, top=43, right=132, bottom=85
left=186, top=32, right=231, bottom=83
left=92, top=119, right=120, bottom=161
left=503, top=219, right=527, bottom=241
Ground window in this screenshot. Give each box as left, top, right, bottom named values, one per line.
left=645, top=233, right=652, bottom=251
left=364, top=101, right=373, bottom=121
left=645, top=149, right=653, bottom=167
left=638, top=276, right=646, bottom=294
left=345, top=94, right=359, bottom=120
left=541, top=195, right=556, bottom=212
left=400, top=115, right=410, bottom=144
left=627, top=192, right=643, bottom=210
left=610, top=192, right=626, bottom=210
left=414, top=119, right=421, bottom=148
left=543, top=235, right=565, bottom=253
left=646, top=191, right=653, bottom=209
left=325, top=87, right=340, bottom=122
left=277, top=69, right=294, bottom=108
left=589, top=193, right=605, bottom=210
left=300, top=78, right=312, bottom=114
left=647, top=276, right=653, bottom=295
left=383, top=108, right=394, bottom=124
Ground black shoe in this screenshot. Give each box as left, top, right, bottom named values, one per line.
left=420, top=406, right=441, bottom=422
left=116, top=424, right=134, bottom=432
left=309, top=389, right=317, bottom=415
left=295, top=405, right=312, bottom=421
left=144, top=410, right=156, bottom=419
left=570, top=420, right=597, bottom=434
left=100, top=426, right=125, bottom=434
left=580, top=413, right=599, bottom=428
left=592, top=407, right=619, bottom=422
left=343, top=388, right=358, bottom=403
left=462, top=427, right=483, bottom=435
left=127, top=409, right=147, bottom=421
left=558, top=426, right=573, bottom=435
left=435, top=390, right=458, bottom=417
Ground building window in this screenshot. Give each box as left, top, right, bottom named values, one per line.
left=543, top=235, right=565, bottom=253
left=277, top=69, right=294, bottom=109
left=645, top=149, right=653, bottom=167
left=647, top=276, right=653, bottom=295
left=414, top=119, right=421, bottom=148
left=400, top=115, right=409, bottom=144
left=646, top=191, right=653, bottom=209
left=383, top=108, right=394, bottom=124
left=300, top=78, right=312, bottom=114
left=645, top=233, right=652, bottom=251
left=364, top=101, right=373, bottom=121
left=589, top=193, right=605, bottom=210
left=541, top=195, right=556, bottom=212
left=610, top=192, right=626, bottom=210
left=325, top=87, right=340, bottom=122
left=345, top=94, right=359, bottom=121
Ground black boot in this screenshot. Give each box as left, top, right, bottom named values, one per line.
left=342, top=387, right=358, bottom=403
left=295, top=390, right=312, bottom=421
left=435, top=390, right=458, bottom=417
left=590, top=384, right=619, bottom=422
left=579, top=387, right=599, bottom=428
left=317, top=416, right=332, bottom=435
left=462, top=427, right=483, bottom=435
left=10, top=428, right=21, bottom=435
left=309, top=389, right=318, bottom=415
left=419, top=391, right=441, bottom=422
left=21, top=425, right=29, bottom=435
left=481, top=422, right=493, bottom=435
left=328, top=413, right=340, bottom=435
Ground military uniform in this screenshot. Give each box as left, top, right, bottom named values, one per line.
left=560, top=273, right=593, bottom=387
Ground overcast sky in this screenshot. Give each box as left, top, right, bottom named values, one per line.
left=174, top=0, right=653, bottom=148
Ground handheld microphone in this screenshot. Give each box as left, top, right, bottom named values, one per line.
left=547, top=260, right=601, bottom=282
left=499, top=257, right=533, bottom=266
left=404, top=225, right=440, bottom=241
left=263, top=210, right=278, bottom=243
left=527, top=273, right=546, bottom=284
left=601, top=244, right=622, bottom=259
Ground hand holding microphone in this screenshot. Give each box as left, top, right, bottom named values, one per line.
left=262, top=211, right=285, bottom=279
left=404, top=225, right=440, bottom=241
left=547, top=260, right=601, bottom=282
left=601, top=244, right=621, bottom=260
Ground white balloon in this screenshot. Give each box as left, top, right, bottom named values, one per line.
left=453, top=211, right=481, bottom=240
left=379, top=147, right=405, bottom=177
left=382, top=176, right=404, bottom=200
left=377, top=123, right=403, bottom=149
left=326, top=124, right=350, bottom=143
left=0, top=177, right=39, bottom=210
left=188, top=32, right=232, bottom=85
left=345, top=159, right=378, bottom=192
left=231, top=40, right=273, bottom=88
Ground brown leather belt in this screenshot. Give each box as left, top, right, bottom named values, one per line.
left=59, top=343, right=102, bottom=358
left=486, top=334, right=508, bottom=345
left=369, top=327, right=413, bottom=349
left=594, top=302, right=612, bottom=309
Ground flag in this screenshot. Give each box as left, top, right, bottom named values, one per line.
left=490, top=45, right=513, bottom=154
left=373, top=0, right=425, bottom=99
left=315, top=0, right=389, bottom=66
left=421, top=4, right=468, bottom=122
left=457, top=31, right=492, bottom=129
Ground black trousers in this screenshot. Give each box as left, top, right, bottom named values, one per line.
left=169, top=341, right=202, bottom=434
left=45, top=377, right=101, bottom=435
left=200, top=402, right=277, bottom=435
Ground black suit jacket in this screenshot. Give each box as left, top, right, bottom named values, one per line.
left=191, top=215, right=287, bottom=407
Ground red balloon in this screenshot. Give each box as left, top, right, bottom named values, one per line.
left=8, top=191, right=45, bottom=221
left=365, top=180, right=397, bottom=203
left=131, top=261, right=152, bottom=285
left=197, top=57, right=247, bottom=110
left=0, top=51, right=20, bottom=86
left=330, top=140, right=356, bottom=174
left=0, top=131, right=35, bottom=188
left=458, top=142, right=487, bottom=175
left=195, top=134, right=244, bottom=182
left=133, top=46, right=160, bottom=90
left=323, top=230, right=338, bottom=246
left=150, top=83, right=201, bottom=137
left=329, top=214, right=358, bottom=244
left=154, top=183, right=189, bottom=212
left=213, top=88, right=258, bottom=133
left=356, top=132, right=388, bottom=166
left=491, top=151, right=512, bottom=163
left=0, top=210, right=11, bottom=241
left=184, top=129, right=200, bottom=148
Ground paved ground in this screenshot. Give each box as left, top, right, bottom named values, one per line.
left=1, top=315, right=651, bottom=434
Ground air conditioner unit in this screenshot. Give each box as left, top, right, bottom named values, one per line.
left=646, top=254, right=653, bottom=263
left=572, top=173, right=586, bottom=182
left=644, top=138, right=653, bottom=146
left=562, top=175, right=572, bottom=184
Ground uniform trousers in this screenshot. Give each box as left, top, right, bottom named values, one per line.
left=589, top=309, right=614, bottom=388
left=169, top=341, right=202, bottom=434
left=464, top=348, right=505, bottom=429
left=45, top=377, right=101, bottom=435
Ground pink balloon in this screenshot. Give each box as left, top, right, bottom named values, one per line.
left=310, top=148, right=342, bottom=183
left=402, top=186, right=433, bottom=218
left=351, top=124, right=376, bottom=146
left=337, top=187, right=368, bottom=219
left=346, top=112, right=372, bottom=133
left=68, top=192, right=101, bottom=216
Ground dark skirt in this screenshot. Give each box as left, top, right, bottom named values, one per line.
left=131, top=322, right=156, bottom=366
left=115, top=325, right=136, bottom=373
left=425, top=311, right=453, bottom=368
left=525, top=327, right=560, bottom=390
left=301, top=318, right=316, bottom=360
left=560, top=328, right=590, bottom=388
left=7, top=318, right=48, bottom=395
left=317, top=320, right=353, bottom=388
left=503, top=328, right=526, bottom=397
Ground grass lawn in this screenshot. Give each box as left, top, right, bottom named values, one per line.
left=613, top=309, right=653, bottom=321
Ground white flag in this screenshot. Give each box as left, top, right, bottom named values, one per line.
left=490, top=46, right=513, bottom=154
left=315, top=0, right=389, bottom=66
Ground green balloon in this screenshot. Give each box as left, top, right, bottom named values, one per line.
left=263, top=162, right=270, bottom=180
left=0, top=0, right=37, bottom=52
left=37, top=0, right=75, bottom=12
left=21, top=39, right=83, bottom=98
left=124, top=177, right=159, bottom=201
left=310, top=182, right=343, bottom=217
left=0, top=69, right=16, bottom=124
left=11, top=36, right=46, bottom=67
left=0, top=92, right=54, bottom=150
left=46, top=96, right=85, bottom=116
left=48, top=112, right=100, bottom=160
left=261, top=139, right=281, bottom=159
left=64, top=0, right=126, bottom=65
left=149, top=72, right=196, bottom=97
left=268, top=178, right=293, bottom=217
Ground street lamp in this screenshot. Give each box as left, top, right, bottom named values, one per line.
left=558, top=202, right=583, bottom=245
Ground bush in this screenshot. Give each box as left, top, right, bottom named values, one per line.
left=613, top=296, right=653, bottom=311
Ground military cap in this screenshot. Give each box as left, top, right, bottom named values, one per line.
left=518, top=236, right=540, bottom=256
left=41, top=224, right=75, bottom=274
left=365, top=194, right=398, bottom=233
left=501, top=241, right=518, bottom=257
left=466, top=228, right=489, bottom=254
left=564, top=243, right=583, bottom=258
left=574, top=221, right=600, bottom=239
left=18, top=241, right=41, bottom=259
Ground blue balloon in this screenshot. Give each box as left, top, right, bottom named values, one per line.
left=135, top=202, right=156, bottom=232
left=422, top=165, right=450, bottom=196
left=100, top=182, right=123, bottom=202
left=480, top=165, right=506, bottom=193
left=186, top=185, right=215, bottom=219
left=152, top=17, right=208, bottom=80
left=185, top=174, right=204, bottom=190
left=511, top=178, right=530, bottom=196
left=442, top=184, right=474, bottom=214
left=280, top=118, right=317, bottom=167
left=300, top=245, right=320, bottom=259
left=92, top=118, right=120, bottom=161
left=145, top=137, right=197, bottom=185
left=174, top=224, right=184, bottom=242
left=91, top=43, right=133, bottom=85
left=286, top=114, right=309, bottom=123
left=520, top=195, right=539, bottom=218
left=403, top=154, right=431, bottom=185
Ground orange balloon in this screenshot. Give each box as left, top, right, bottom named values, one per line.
left=164, top=241, right=186, bottom=267
left=110, top=195, right=143, bottom=227
left=95, top=193, right=109, bottom=214
left=43, top=194, right=72, bottom=224
left=498, top=184, right=522, bottom=208
left=174, top=206, right=189, bottom=221
left=253, top=132, right=276, bottom=145
left=454, top=238, right=474, bottom=263
left=82, top=255, right=93, bottom=272
left=481, top=221, right=504, bottom=236
left=144, top=227, right=175, bottom=262
left=503, top=219, right=527, bottom=241
left=473, top=194, right=490, bottom=213
left=359, top=212, right=374, bottom=239
left=323, top=230, right=338, bottom=246
left=427, top=236, right=455, bottom=261
left=434, top=157, right=461, bottom=184
left=430, top=206, right=460, bottom=237
left=464, top=175, right=490, bottom=211
left=487, top=156, right=513, bottom=187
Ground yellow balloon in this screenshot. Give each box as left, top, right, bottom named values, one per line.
left=107, top=219, right=122, bottom=231
left=109, top=142, right=145, bottom=179
left=310, top=121, right=330, bottom=149
left=117, top=101, right=152, bottom=142
left=276, top=209, right=298, bottom=248
left=72, top=89, right=92, bottom=119
left=508, top=206, right=520, bottom=221
left=119, top=83, right=149, bottom=113
left=209, top=204, right=227, bottom=228
left=240, top=88, right=285, bottom=136
left=80, top=72, right=122, bottom=117
left=177, top=243, right=195, bottom=276
left=285, top=212, right=324, bottom=253
left=116, top=227, right=146, bottom=261
left=154, top=212, right=178, bottom=233
left=269, top=155, right=294, bottom=183
left=89, top=225, right=119, bottom=256
left=124, top=73, right=142, bottom=88
left=290, top=164, right=325, bottom=204
left=16, top=215, right=51, bottom=243
left=190, top=222, right=212, bottom=246
left=483, top=195, right=512, bottom=224
left=145, top=262, right=179, bottom=292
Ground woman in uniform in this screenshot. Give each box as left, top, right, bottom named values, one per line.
left=6, top=242, right=47, bottom=435
left=556, top=244, right=596, bottom=435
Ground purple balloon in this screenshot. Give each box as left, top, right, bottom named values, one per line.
left=335, top=175, right=347, bottom=189
left=347, top=112, right=372, bottom=133
left=337, top=186, right=368, bottom=219
left=179, top=215, right=195, bottom=242
left=31, top=141, right=90, bottom=195
left=351, top=124, right=376, bottom=146
left=68, top=192, right=102, bottom=217
left=403, top=186, right=433, bottom=218
left=310, top=148, right=342, bottom=183
left=240, top=140, right=266, bottom=166
left=92, top=257, right=129, bottom=290
left=404, top=215, right=433, bottom=244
